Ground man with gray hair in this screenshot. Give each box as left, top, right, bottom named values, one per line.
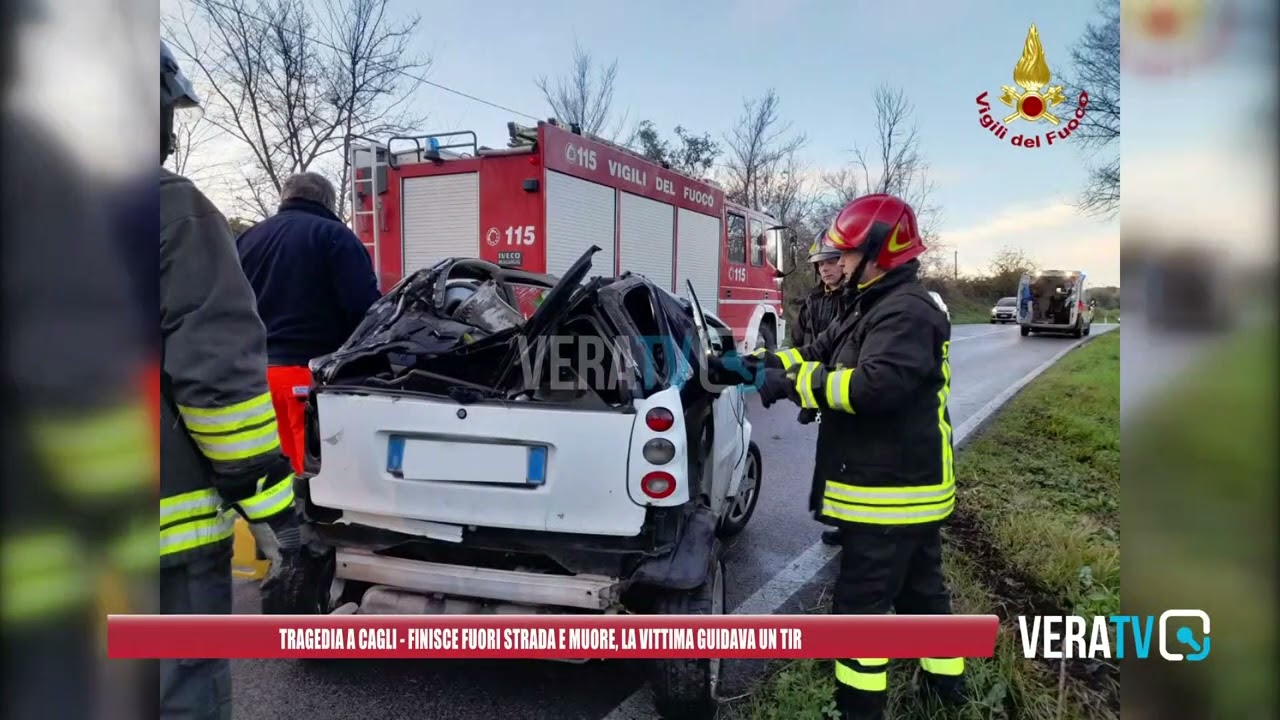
left=237, top=171, right=380, bottom=471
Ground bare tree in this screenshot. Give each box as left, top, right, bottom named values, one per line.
left=819, top=85, right=946, bottom=276
left=168, top=113, right=215, bottom=178
left=536, top=40, right=631, bottom=143
left=166, top=0, right=430, bottom=219
left=721, top=89, right=807, bottom=213
left=1059, top=0, right=1120, bottom=217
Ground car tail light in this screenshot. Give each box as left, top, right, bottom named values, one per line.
left=642, top=439, right=676, bottom=465
left=645, top=408, right=675, bottom=432
left=641, top=471, right=676, bottom=499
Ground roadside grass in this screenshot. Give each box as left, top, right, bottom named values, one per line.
left=1121, top=323, right=1277, bottom=718
left=737, top=551, right=1111, bottom=720
left=949, top=300, right=993, bottom=325
left=955, top=331, right=1120, bottom=615
left=737, top=331, right=1120, bottom=720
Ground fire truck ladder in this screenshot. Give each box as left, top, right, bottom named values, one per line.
left=347, top=135, right=387, bottom=281
left=385, top=131, right=479, bottom=168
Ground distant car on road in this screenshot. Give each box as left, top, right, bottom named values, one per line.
left=990, top=296, right=1017, bottom=324
left=928, top=291, right=951, bottom=323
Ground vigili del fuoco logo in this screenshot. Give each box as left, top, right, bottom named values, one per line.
left=976, top=24, right=1088, bottom=149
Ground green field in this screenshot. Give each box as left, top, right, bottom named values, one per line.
left=736, top=331, right=1122, bottom=720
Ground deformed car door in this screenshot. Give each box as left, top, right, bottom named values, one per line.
left=686, top=281, right=748, bottom=517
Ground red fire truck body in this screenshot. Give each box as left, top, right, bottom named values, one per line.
left=348, top=121, right=788, bottom=352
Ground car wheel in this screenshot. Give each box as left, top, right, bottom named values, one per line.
left=1020, top=326, right=1030, bottom=337
left=1072, top=320, right=1083, bottom=338
left=717, top=442, right=762, bottom=538
left=650, top=546, right=725, bottom=720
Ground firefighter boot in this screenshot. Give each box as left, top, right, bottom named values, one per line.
left=918, top=662, right=968, bottom=708
left=835, top=683, right=887, bottom=720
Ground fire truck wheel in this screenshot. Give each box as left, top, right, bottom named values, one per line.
left=754, top=323, right=777, bottom=353
left=649, top=546, right=724, bottom=720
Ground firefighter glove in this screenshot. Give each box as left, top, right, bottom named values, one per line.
left=758, top=367, right=799, bottom=408
left=257, top=511, right=309, bottom=615
left=247, top=505, right=302, bottom=569
left=797, top=408, right=818, bottom=424
left=707, top=353, right=762, bottom=387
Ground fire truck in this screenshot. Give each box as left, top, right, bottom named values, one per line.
left=347, top=120, right=790, bottom=352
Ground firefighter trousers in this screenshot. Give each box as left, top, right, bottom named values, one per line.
left=832, top=526, right=965, bottom=720
left=160, top=545, right=233, bottom=720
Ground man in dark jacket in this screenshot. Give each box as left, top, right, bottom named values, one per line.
left=790, top=235, right=847, bottom=348
left=236, top=172, right=381, bottom=471
left=731, top=194, right=966, bottom=720
left=792, top=234, right=848, bottom=544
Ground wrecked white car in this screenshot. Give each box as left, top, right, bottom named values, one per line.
left=291, top=246, right=762, bottom=719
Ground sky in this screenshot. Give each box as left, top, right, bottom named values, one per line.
left=368, top=0, right=1124, bottom=284
left=16, top=0, right=1277, bottom=289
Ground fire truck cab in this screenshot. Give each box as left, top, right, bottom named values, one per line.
left=348, top=120, right=789, bottom=353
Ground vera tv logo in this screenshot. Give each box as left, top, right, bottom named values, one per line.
left=976, top=24, right=1089, bottom=149
left=1018, top=611, right=1211, bottom=661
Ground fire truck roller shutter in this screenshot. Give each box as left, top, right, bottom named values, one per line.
left=619, top=192, right=675, bottom=290
left=401, top=173, right=480, bottom=275
left=676, top=207, right=720, bottom=315
left=545, top=170, right=615, bottom=279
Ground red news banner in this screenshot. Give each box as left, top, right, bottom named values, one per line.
left=108, top=615, right=998, bottom=660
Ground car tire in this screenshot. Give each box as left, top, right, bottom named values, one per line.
left=1072, top=320, right=1083, bottom=338
left=717, top=442, right=762, bottom=538
left=1020, top=326, right=1030, bottom=337
left=650, top=545, right=725, bottom=720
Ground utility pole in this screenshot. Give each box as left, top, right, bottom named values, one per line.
left=953, top=250, right=958, bottom=280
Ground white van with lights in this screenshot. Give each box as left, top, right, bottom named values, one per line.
left=1017, top=270, right=1094, bottom=338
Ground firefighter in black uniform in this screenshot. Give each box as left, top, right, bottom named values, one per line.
left=791, top=234, right=848, bottom=546
left=161, top=40, right=307, bottom=719
left=718, top=193, right=967, bottom=720
left=790, top=234, right=847, bottom=348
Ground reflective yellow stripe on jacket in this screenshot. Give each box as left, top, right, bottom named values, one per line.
left=773, top=347, right=805, bottom=370
left=178, top=391, right=281, bottom=463
left=238, top=473, right=296, bottom=522
left=1, top=530, right=93, bottom=624
left=160, top=487, right=235, bottom=558
left=29, top=402, right=153, bottom=499
left=820, top=341, right=954, bottom=526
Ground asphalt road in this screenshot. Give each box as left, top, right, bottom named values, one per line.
left=230, top=322, right=1117, bottom=720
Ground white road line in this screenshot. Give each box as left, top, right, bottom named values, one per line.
left=600, top=326, right=1116, bottom=720
left=950, top=328, right=1010, bottom=342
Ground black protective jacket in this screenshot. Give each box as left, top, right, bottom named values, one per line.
left=790, top=282, right=846, bottom=348
left=768, top=260, right=955, bottom=533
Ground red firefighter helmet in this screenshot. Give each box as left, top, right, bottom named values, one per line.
left=822, top=193, right=926, bottom=270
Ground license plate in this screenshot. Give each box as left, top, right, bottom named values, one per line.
left=387, top=436, right=547, bottom=486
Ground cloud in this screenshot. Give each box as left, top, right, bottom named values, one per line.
left=939, top=199, right=1120, bottom=284
left=1123, top=144, right=1277, bottom=263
